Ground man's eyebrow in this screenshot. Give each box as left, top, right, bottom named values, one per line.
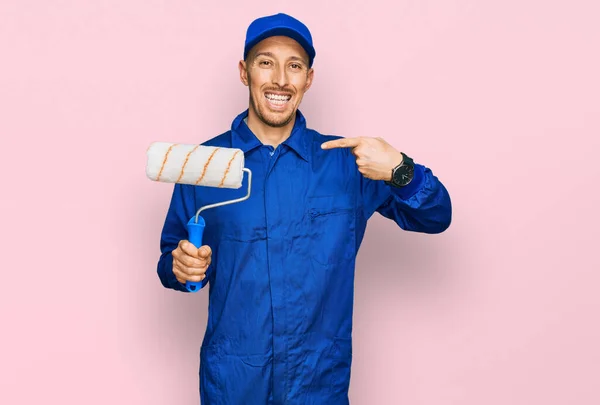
left=253, top=51, right=275, bottom=59
left=253, top=52, right=308, bottom=64
left=288, top=56, right=307, bottom=63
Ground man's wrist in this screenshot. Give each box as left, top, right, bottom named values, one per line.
left=388, top=163, right=425, bottom=199
left=385, top=152, right=404, bottom=182
left=385, top=152, right=414, bottom=187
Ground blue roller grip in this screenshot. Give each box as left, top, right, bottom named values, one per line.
left=185, top=215, right=206, bottom=292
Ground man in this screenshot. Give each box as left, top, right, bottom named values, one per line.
left=157, top=12, right=451, bottom=404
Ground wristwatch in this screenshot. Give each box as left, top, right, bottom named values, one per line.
left=385, top=152, right=415, bottom=187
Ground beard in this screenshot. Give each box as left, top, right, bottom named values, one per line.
left=249, top=95, right=295, bottom=128
left=248, top=76, right=296, bottom=128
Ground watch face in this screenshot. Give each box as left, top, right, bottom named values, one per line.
left=394, top=164, right=414, bottom=186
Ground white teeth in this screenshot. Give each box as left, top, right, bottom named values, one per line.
left=265, top=93, right=291, bottom=102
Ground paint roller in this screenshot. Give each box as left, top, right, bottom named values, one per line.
left=146, top=142, right=252, bottom=292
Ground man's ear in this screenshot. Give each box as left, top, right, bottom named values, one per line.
left=304, top=68, right=315, bottom=92
left=239, top=60, right=249, bottom=86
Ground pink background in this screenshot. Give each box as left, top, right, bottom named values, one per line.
left=1, top=1, right=599, bottom=404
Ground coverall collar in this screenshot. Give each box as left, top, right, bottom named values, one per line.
left=231, top=109, right=311, bottom=162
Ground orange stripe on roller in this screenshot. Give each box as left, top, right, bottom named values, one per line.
left=219, top=150, right=239, bottom=187
left=195, top=147, right=220, bottom=185
left=156, top=144, right=178, bottom=181
left=176, top=144, right=199, bottom=183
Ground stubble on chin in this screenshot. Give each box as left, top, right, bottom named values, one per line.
left=246, top=72, right=297, bottom=128
left=249, top=92, right=294, bottom=128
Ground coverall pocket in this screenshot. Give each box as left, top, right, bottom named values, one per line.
left=201, top=346, right=272, bottom=404
left=306, top=195, right=356, bottom=266
left=329, top=337, right=353, bottom=396
left=199, top=345, right=221, bottom=405
left=222, top=354, right=272, bottom=403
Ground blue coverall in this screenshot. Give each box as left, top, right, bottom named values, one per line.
left=157, top=109, right=452, bottom=404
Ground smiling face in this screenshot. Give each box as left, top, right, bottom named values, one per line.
left=239, top=36, right=314, bottom=128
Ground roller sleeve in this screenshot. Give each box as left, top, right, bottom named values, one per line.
left=146, top=142, right=244, bottom=189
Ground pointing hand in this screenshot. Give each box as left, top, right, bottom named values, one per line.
left=321, top=137, right=404, bottom=181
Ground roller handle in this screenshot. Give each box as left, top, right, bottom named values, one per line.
left=185, top=216, right=206, bottom=293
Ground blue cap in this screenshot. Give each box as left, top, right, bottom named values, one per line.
left=244, top=13, right=316, bottom=67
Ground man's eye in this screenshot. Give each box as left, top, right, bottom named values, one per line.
left=291, top=64, right=301, bottom=69
left=260, top=61, right=271, bottom=66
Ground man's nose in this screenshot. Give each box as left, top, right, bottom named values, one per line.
left=271, top=66, right=288, bottom=87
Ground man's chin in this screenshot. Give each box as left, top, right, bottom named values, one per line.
left=261, top=109, right=295, bottom=127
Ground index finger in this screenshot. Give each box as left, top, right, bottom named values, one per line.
left=321, top=137, right=362, bottom=150
left=198, top=245, right=212, bottom=258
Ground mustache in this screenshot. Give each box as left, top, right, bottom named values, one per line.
left=263, top=87, right=295, bottom=95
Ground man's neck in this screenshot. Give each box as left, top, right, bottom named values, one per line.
left=245, top=110, right=296, bottom=148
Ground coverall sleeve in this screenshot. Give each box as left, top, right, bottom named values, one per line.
left=360, top=162, right=452, bottom=234
left=156, top=183, right=209, bottom=292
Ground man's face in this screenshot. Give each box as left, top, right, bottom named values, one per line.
left=239, top=36, right=314, bottom=128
